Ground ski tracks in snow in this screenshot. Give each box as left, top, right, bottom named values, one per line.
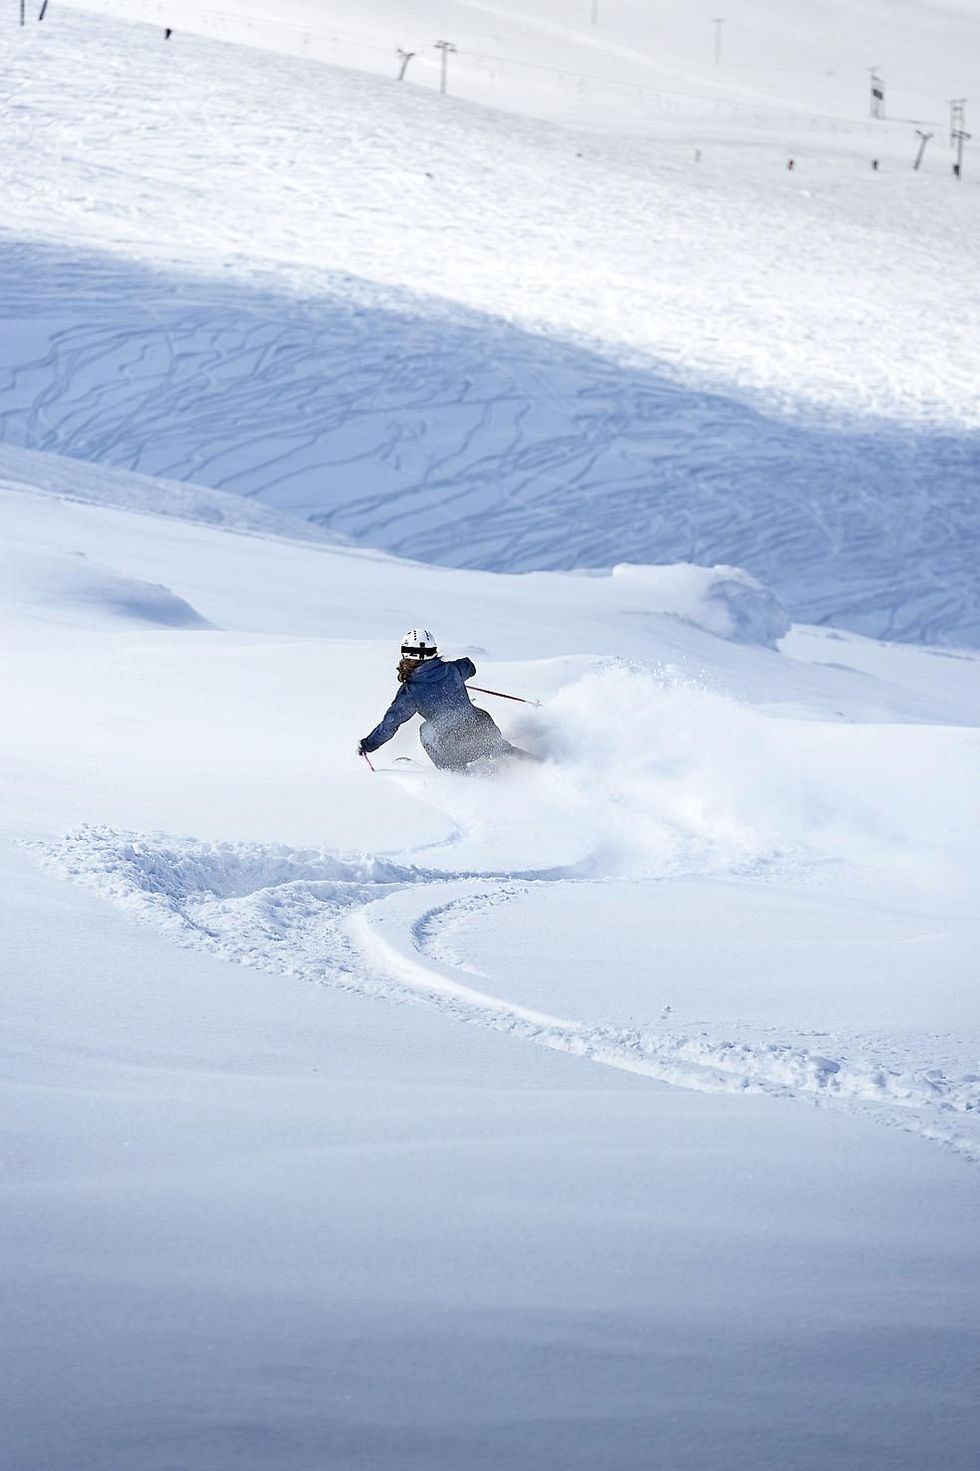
left=3, top=238, right=980, bottom=646
left=39, top=824, right=980, bottom=1165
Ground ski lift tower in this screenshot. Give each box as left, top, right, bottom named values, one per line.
left=950, top=98, right=967, bottom=146
left=913, top=130, right=933, bottom=170
left=434, top=39, right=457, bottom=96
left=953, top=127, right=971, bottom=178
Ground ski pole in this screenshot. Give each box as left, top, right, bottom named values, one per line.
left=468, top=685, right=541, bottom=708
left=360, top=749, right=375, bottom=772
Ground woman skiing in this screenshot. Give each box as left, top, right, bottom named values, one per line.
left=358, top=629, right=532, bottom=772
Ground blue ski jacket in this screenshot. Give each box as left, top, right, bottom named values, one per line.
left=361, top=657, right=478, bottom=753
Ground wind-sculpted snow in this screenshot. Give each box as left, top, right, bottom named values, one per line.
left=2, top=240, right=979, bottom=645
left=1, top=542, right=215, bottom=629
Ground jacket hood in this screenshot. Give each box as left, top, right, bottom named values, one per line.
left=412, top=658, right=452, bottom=683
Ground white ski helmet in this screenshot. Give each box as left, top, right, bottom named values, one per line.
left=401, top=628, right=438, bottom=660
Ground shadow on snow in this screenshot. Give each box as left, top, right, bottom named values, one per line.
left=1, top=234, right=978, bottom=645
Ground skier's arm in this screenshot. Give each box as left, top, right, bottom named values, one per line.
left=360, top=683, right=417, bottom=754
left=452, top=657, right=477, bottom=681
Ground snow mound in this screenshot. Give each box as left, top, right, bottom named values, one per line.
left=2, top=544, right=213, bottom=629
left=609, top=563, right=789, bottom=648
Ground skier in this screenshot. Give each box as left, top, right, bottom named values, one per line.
left=358, top=629, right=534, bottom=772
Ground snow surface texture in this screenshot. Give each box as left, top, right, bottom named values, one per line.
left=2, top=11, right=980, bottom=642
left=0, top=441, right=342, bottom=544
left=13, top=475, right=979, bottom=1166
left=4, top=6, right=980, bottom=1466
left=8, top=2, right=980, bottom=425
left=5, top=440, right=980, bottom=1471
left=42, top=796, right=980, bottom=1165
left=2, top=545, right=212, bottom=629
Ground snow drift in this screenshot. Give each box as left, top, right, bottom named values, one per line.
left=1, top=543, right=214, bottom=629
left=608, top=563, right=789, bottom=648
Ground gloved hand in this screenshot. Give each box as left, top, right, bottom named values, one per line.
left=356, top=740, right=368, bottom=757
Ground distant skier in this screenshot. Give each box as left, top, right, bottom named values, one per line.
left=358, top=629, right=536, bottom=772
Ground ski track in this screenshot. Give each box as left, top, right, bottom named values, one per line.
left=3, top=239, right=979, bottom=646
left=40, top=824, right=980, bottom=1165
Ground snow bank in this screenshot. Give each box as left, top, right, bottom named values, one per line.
left=610, top=563, right=789, bottom=647
left=1, top=543, right=213, bottom=630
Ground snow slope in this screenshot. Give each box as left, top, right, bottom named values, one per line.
left=4, top=237, right=978, bottom=645
left=4, top=456, right=980, bottom=1466
left=2, top=9, right=979, bottom=642
left=8, top=845, right=978, bottom=1471
left=4, top=9, right=980, bottom=1459
left=8, top=7, right=979, bottom=424
left=63, top=0, right=980, bottom=123
left=6, top=473, right=980, bottom=1148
